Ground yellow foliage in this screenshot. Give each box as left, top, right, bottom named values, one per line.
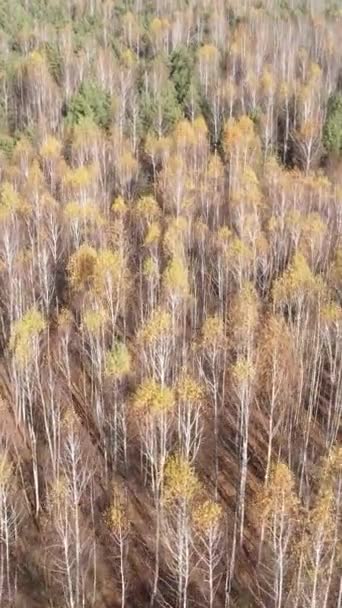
left=94, top=249, right=126, bottom=295
left=72, top=119, right=101, bottom=149
left=208, top=154, right=224, bottom=179
left=258, top=315, right=294, bottom=384
left=163, top=256, right=189, bottom=298
left=120, top=48, right=136, bottom=68
left=193, top=115, right=208, bottom=141
left=201, top=315, right=225, bottom=348
left=105, top=343, right=131, bottom=379
left=164, top=154, right=183, bottom=180
left=62, top=407, right=78, bottom=431
left=64, top=200, right=86, bottom=220
left=261, top=69, right=274, bottom=95
left=150, top=16, right=163, bottom=36
left=310, top=488, right=334, bottom=531
left=12, top=137, right=34, bottom=163
left=122, top=11, right=136, bottom=27
left=68, top=240, right=128, bottom=296
left=143, top=256, right=159, bottom=279
left=164, top=217, right=188, bottom=257
left=285, top=209, right=302, bottom=231
left=0, top=454, right=12, bottom=486
left=18, top=49, right=53, bottom=89
left=232, top=167, right=262, bottom=206
left=108, top=219, right=127, bottom=249
left=193, top=499, right=222, bottom=532
left=177, top=374, right=203, bottom=404
left=107, top=503, right=126, bottom=532
left=300, top=213, right=327, bottom=248
left=133, top=379, right=175, bottom=415
left=112, top=195, right=128, bottom=216
left=217, top=226, right=232, bottom=249
left=223, top=115, right=257, bottom=157
left=268, top=215, right=281, bottom=233
left=49, top=477, right=68, bottom=508
left=40, top=136, right=62, bottom=159
left=82, top=307, right=107, bottom=334
left=320, top=302, right=342, bottom=324
left=144, top=222, right=161, bottom=246
left=279, top=81, right=290, bottom=99
left=307, top=172, right=330, bottom=191
left=273, top=253, right=321, bottom=304
left=299, top=84, right=311, bottom=104
left=173, top=119, right=195, bottom=147
left=145, top=134, right=171, bottom=159
left=164, top=454, right=201, bottom=504
left=68, top=244, right=98, bottom=291
left=27, top=160, right=44, bottom=190
left=198, top=44, right=219, bottom=63
left=41, top=192, right=57, bottom=214
left=257, top=462, right=299, bottom=518
left=171, top=115, right=207, bottom=150
left=106, top=493, right=129, bottom=534
left=232, top=282, right=259, bottom=333
left=25, top=50, right=45, bottom=69
left=135, top=196, right=160, bottom=221
left=64, top=165, right=97, bottom=190
left=138, top=308, right=171, bottom=343
left=10, top=308, right=46, bottom=365
left=232, top=357, right=255, bottom=383
left=308, top=62, right=321, bottom=84
left=265, top=314, right=288, bottom=347
left=318, top=446, right=342, bottom=491
left=64, top=201, right=105, bottom=226
left=329, top=248, right=342, bottom=285
left=303, top=450, right=340, bottom=540
left=0, top=182, right=21, bottom=220
left=117, top=150, right=138, bottom=175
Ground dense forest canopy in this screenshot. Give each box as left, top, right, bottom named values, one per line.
left=0, top=0, right=341, bottom=607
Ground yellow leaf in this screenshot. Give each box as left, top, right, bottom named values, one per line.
left=164, top=454, right=201, bottom=504
left=133, top=379, right=175, bottom=415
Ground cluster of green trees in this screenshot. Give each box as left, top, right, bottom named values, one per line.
left=324, top=93, right=342, bottom=155
left=0, top=1, right=340, bottom=607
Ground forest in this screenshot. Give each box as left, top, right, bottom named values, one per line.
left=0, top=0, right=341, bottom=606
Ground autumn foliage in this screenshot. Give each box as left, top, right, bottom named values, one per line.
left=0, top=0, right=340, bottom=607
